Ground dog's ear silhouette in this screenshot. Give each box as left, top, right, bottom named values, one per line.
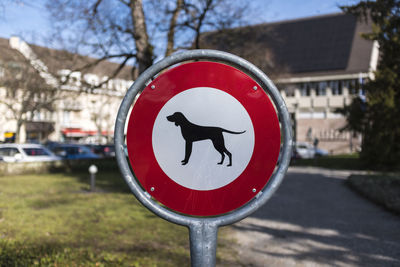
left=167, top=112, right=185, bottom=126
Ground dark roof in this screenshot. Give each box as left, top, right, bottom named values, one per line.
left=0, top=38, right=26, bottom=63
left=0, top=37, right=134, bottom=80
left=30, top=44, right=134, bottom=80
left=200, top=13, right=374, bottom=79
left=0, top=38, right=48, bottom=85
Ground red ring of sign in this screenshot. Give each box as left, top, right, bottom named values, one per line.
left=127, top=61, right=280, bottom=216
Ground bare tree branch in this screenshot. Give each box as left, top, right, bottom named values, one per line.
left=193, top=0, right=213, bottom=49
left=60, top=52, right=136, bottom=88
left=45, top=0, right=252, bottom=85
left=94, top=54, right=134, bottom=89
left=117, top=0, right=129, bottom=6
left=92, top=0, right=103, bottom=15
left=0, top=59, right=61, bottom=142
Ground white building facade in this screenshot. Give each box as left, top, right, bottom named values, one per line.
left=0, top=37, right=133, bottom=144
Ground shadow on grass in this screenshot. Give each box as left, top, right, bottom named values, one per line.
left=30, top=197, right=76, bottom=210
left=0, top=239, right=189, bottom=266
left=74, top=171, right=132, bottom=194
left=55, top=158, right=132, bottom=194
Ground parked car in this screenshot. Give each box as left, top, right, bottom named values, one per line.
left=293, top=142, right=315, bottom=159
left=43, top=141, right=62, bottom=151
left=86, top=144, right=115, bottom=158
left=49, top=144, right=100, bottom=160
left=315, top=147, right=329, bottom=157
left=0, top=144, right=61, bottom=162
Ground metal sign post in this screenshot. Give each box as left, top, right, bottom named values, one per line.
left=88, top=164, right=98, bottom=192
left=114, top=50, right=292, bottom=266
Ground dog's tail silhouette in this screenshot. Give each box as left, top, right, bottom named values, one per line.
left=222, top=129, right=246, bottom=135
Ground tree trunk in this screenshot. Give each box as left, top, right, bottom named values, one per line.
left=15, top=120, right=23, bottom=144
left=165, top=0, right=183, bottom=56
left=129, top=0, right=154, bottom=74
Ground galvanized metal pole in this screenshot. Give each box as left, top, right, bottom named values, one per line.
left=189, top=221, right=218, bottom=267
left=88, top=164, right=98, bottom=192
left=90, top=173, right=95, bottom=192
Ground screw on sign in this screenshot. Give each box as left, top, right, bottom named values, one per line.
left=115, top=50, right=292, bottom=267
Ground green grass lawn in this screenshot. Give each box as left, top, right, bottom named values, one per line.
left=0, top=172, right=237, bottom=266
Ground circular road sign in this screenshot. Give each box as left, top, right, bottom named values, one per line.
left=127, top=61, right=280, bottom=216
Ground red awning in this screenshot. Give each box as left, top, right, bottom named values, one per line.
left=62, top=128, right=113, bottom=137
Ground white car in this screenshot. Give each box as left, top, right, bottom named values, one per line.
left=0, top=144, right=61, bottom=162
left=293, top=142, right=315, bottom=159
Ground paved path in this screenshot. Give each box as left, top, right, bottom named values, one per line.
left=230, top=167, right=400, bottom=266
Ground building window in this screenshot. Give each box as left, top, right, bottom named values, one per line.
left=298, top=112, right=312, bottom=119
left=331, top=80, right=343, bottom=95
left=285, top=89, right=294, bottom=97
left=348, top=79, right=359, bottom=94
left=300, top=83, right=310, bottom=96
left=315, top=82, right=327, bottom=96
left=63, top=111, right=70, bottom=125
left=279, top=84, right=295, bottom=97
left=33, top=111, right=41, bottom=121
left=313, top=112, right=325, bottom=119
left=358, top=78, right=367, bottom=96
left=285, top=85, right=295, bottom=97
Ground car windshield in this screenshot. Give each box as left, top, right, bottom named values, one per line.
left=0, top=147, right=19, bottom=156
left=104, top=146, right=115, bottom=152
left=23, top=148, right=51, bottom=156
left=65, top=146, right=92, bottom=155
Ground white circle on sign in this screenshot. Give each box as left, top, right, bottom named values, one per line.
left=152, top=87, right=255, bottom=191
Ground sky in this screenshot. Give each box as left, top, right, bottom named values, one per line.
left=0, top=0, right=360, bottom=48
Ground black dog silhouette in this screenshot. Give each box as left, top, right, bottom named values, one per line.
left=166, top=112, right=245, bottom=166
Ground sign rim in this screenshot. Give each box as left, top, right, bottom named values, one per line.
left=126, top=61, right=281, bottom=216
left=114, top=49, right=292, bottom=227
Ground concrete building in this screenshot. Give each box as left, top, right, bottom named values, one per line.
left=201, top=13, right=378, bottom=154
left=0, top=37, right=133, bottom=144
left=1, top=13, right=378, bottom=153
